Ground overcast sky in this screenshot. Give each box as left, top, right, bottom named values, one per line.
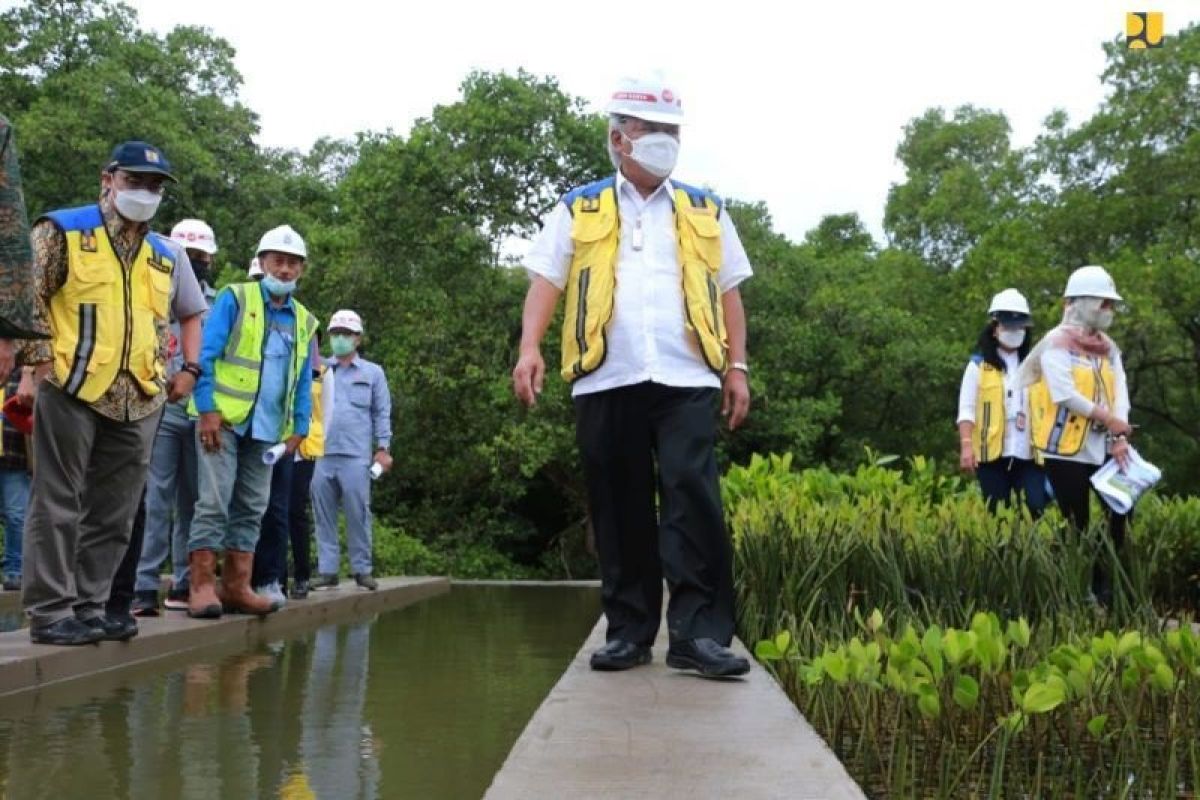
left=120, top=0, right=1196, bottom=245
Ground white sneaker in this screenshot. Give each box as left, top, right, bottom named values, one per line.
left=254, top=581, right=287, bottom=608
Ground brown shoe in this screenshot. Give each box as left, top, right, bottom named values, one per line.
left=188, top=550, right=223, bottom=619
left=220, top=550, right=280, bottom=616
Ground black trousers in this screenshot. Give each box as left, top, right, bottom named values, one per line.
left=252, top=456, right=294, bottom=588
left=107, top=488, right=146, bottom=614
left=286, top=457, right=316, bottom=588
left=575, top=382, right=734, bottom=647
left=1043, top=458, right=1129, bottom=600
left=975, top=457, right=1047, bottom=517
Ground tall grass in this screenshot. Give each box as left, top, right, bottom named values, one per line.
left=729, top=453, right=1200, bottom=798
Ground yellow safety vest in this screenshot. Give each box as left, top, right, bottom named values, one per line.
left=1030, top=353, right=1116, bottom=457
left=971, top=358, right=1006, bottom=464
left=190, top=282, right=316, bottom=438
left=42, top=205, right=173, bottom=403
left=559, top=177, right=728, bottom=382
left=298, top=366, right=326, bottom=460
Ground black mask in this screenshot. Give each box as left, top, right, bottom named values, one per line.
left=191, top=259, right=212, bottom=284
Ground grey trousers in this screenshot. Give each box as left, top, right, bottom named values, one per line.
left=22, top=382, right=161, bottom=628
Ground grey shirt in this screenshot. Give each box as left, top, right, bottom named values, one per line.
left=323, top=354, right=392, bottom=458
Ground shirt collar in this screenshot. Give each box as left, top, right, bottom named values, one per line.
left=615, top=169, right=674, bottom=205
left=327, top=353, right=361, bottom=369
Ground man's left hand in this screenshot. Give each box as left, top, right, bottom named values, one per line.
left=722, top=369, right=750, bottom=431
left=167, top=371, right=196, bottom=403
left=283, top=434, right=305, bottom=456
left=374, top=450, right=394, bottom=473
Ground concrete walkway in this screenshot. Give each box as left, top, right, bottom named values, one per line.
left=485, top=617, right=865, bottom=800
left=0, top=576, right=447, bottom=699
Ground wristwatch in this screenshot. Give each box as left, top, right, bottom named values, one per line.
left=181, top=362, right=202, bottom=379
left=729, top=361, right=749, bottom=374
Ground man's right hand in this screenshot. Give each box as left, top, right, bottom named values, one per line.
left=959, top=443, right=977, bottom=475
left=198, top=412, right=224, bottom=453
left=512, top=347, right=545, bottom=408
left=1104, top=416, right=1132, bottom=437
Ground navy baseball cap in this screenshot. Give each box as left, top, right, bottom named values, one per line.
left=105, top=141, right=177, bottom=182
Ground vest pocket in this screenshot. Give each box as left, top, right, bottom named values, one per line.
left=69, top=254, right=116, bottom=304
left=58, top=332, right=114, bottom=398
left=682, top=211, right=723, bottom=271
left=142, top=267, right=171, bottom=318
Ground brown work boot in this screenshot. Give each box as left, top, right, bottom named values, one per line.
left=220, top=550, right=280, bottom=616
left=187, top=550, right=223, bottom=619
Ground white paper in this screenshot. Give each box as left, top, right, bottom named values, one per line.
left=369, top=462, right=384, bottom=480
left=1089, top=446, right=1162, bottom=514
left=262, top=443, right=287, bottom=466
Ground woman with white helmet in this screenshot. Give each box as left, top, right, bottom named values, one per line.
left=956, top=288, right=1046, bottom=515
left=1020, top=265, right=1132, bottom=606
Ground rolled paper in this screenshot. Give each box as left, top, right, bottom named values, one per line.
left=262, top=443, right=287, bottom=465
left=370, top=462, right=384, bottom=480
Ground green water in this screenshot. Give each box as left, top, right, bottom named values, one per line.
left=0, top=584, right=600, bottom=799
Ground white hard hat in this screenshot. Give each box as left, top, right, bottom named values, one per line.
left=988, top=288, right=1031, bottom=316
left=606, top=75, right=684, bottom=125
left=248, top=257, right=263, bottom=278
left=1064, top=265, right=1122, bottom=301
left=170, top=219, right=218, bottom=255
left=256, top=224, right=307, bottom=260
left=328, top=309, right=363, bottom=334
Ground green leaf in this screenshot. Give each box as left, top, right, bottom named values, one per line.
left=1021, top=682, right=1065, bottom=714
left=1086, top=714, right=1108, bottom=739
left=917, top=685, right=941, bottom=719
left=868, top=608, right=884, bottom=634
left=1003, top=710, right=1028, bottom=734
left=952, top=674, right=980, bottom=710
left=774, top=630, right=792, bottom=657
left=1151, top=662, right=1176, bottom=693
left=1006, top=618, right=1031, bottom=648
left=754, top=640, right=781, bottom=661
left=1116, top=631, right=1142, bottom=659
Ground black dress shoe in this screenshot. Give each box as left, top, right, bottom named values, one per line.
left=589, top=640, right=652, bottom=671
left=666, top=638, right=750, bottom=677
left=30, top=617, right=105, bottom=646
left=81, top=614, right=138, bottom=642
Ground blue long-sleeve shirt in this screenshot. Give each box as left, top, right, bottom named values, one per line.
left=322, top=354, right=392, bottom=458
left=194, top=283, right=312, bottom=440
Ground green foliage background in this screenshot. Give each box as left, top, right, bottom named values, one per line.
left=4, top=1, right=1198, bottom=577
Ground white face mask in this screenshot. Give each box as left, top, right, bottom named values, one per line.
left=997, top=329, right=1026, bottom=350
left=1069, top=297, right=1115, bottom=331
left=623, top=132, right=679, bottom=178
left=113, top=189, right=162, bottom=222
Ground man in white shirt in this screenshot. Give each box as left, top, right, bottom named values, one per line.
left=513, top=76, right=752, bottom=678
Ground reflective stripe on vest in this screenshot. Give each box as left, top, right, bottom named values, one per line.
left=191, top=283, right=317, bottom=437
left=558, top=177, right=728, bottom=382
left=1030, top=354, right=1116, bottom=456
left=42, top=205, right=173, bottom=403
left=971, top=359, right=1006, bottom=464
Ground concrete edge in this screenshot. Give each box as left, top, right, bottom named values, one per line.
left=484, top=615, right=866, bottom=800
left=0, top=576, right=449, bottom=704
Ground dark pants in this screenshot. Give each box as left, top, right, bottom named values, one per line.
left=108, top=488, right=147, bottom=614
left=975, top=457, right=1047, bottom=516
left=21, top=382, right=161, bottom=627
left=575, top=382, right=734, bottom=648
left=286, top=457, right=316, bottom=588
left=1043, top=458, right=1129, bottom=601
left=252, top=456, right=293, bottom=588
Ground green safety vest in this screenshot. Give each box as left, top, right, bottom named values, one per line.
left=190, top=282, right=316, bottom=437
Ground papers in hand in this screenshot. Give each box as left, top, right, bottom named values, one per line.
left=262, top=443, right=287, bottom=465
left=1089, top=446, right=1162, bottom=514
